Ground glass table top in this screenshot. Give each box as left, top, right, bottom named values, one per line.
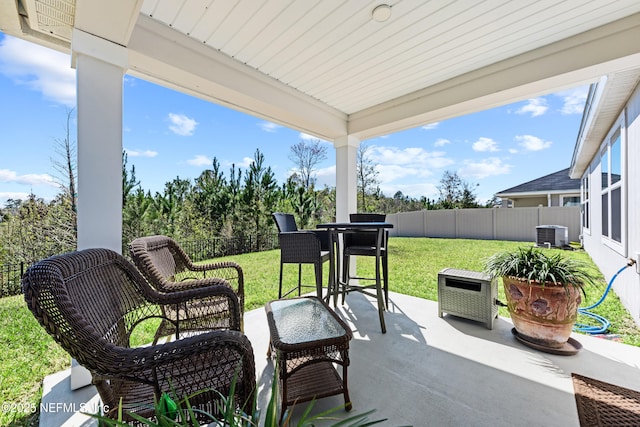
left=269, top=298, right=346, bottom=344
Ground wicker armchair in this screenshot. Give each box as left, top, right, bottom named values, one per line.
left=272, top=213, right=330, bottom=299
left=129, top=235, right=245, bottom=331
left=22, top=248, right=255, bottom=424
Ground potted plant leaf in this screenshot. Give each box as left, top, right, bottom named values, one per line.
left=86, top=365, right=387, bottom=426
left=484, top=246, right=599, bottom=350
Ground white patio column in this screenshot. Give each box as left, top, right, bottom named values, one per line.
left=334, top=135, right=360, bottom=283
left=334, top=135, right=359, bottom=221
left=70, top=29, right=127, bottom=390
left=72, top=29, right=127, bottom=254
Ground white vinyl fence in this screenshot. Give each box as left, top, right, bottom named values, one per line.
left=386, top=206, right=581, bottom=243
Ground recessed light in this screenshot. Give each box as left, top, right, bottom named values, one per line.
left=372, top=4, right=392, bottom=22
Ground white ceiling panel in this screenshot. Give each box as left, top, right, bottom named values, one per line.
left=134, top=0, right=640, bottom=114
left=6, top=0, right=640, bottom=138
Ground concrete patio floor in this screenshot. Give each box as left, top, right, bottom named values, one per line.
left=41, top=291, right=640, bottom=426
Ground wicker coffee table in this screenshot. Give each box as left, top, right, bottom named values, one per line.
left=265, top=297, right=352, bottom=418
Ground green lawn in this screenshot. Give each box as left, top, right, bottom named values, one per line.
left=3, top=237, right=639, bottom=426
left=1, top=294, right=69, bottom=427
left=228, top=238, right=640, bottom=344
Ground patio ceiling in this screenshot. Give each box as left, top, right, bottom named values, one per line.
left=2, top=0, right=640, bottom=140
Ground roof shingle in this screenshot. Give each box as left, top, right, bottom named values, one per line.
left=496, top=168, right=579, bottom=195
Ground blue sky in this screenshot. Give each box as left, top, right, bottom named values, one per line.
left=0, top=33, right=588, bottom=207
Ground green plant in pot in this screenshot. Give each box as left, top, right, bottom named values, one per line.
left=484, top=246, right=599, bottom=349
left=87, top=365, right=387, bottom=427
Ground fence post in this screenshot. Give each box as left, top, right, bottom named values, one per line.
left=492, top=207, right=497, bottom=240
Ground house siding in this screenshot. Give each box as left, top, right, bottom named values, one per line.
left=510, top=194, right=579, bottom=207
left=512, top=196, right=548, bottom=207
left=582, top=83, right=640, bottom=325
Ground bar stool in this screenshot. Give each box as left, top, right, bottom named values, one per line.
left=272, top=213, right=330, bottom=299
left=341, top=213, right=389, bottom=310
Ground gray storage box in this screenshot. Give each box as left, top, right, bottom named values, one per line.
left=438, top=268, right=497, bottom=329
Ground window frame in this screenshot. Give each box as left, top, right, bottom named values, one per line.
left=580, top=173, right=590, bottom=235
left=560, top=194, right=580, bottom=207
left=599, top=112, right=626, bottom=255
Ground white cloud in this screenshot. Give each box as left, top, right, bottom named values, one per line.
left=123, top=76, right=137, bottom=87
left=371, top=146, right=452, bottom=168
left=298, top=132, right=328, bottom=142
left=516, top=98, right=548, bottom=117
left=367, top=146, right=454, bottom=182
left=259, top=121, right=282, bottom=132
left=422, top=122, right=440, bottom=130
left=125, top=149, right=158, bottom=158
left=0, top=169, right=56, bottom=186
left=315, top=165, right=336, bottom=178
left=310, top=165, right=336, bottom=189
left=472, top=137, right=499, bottom=152
left=555, top=86, right=588, bottom=114
left=0, top=35, right=76, bottom=107
left=0, top=192, right=31, bottom=205
left=515, top=134, right=552, bottom=151
left=187, top=155, right=212, bottom=166
left=238, top=157, right=255, bottom=168
left=459, top=158, right=512, bottom=179
left=168, top=113, right=198, bottom=136
left=221, top=156, right=256, bottom=170
left=376, top=164, right=431, bottom=182
left=379, top=182, right=439, bottom=199
left=434, top=138, right=450, bottom=147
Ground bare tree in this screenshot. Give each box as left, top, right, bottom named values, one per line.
left=288, top=139, right=328, bottom=191
left=437, top=170, right=479, bottom=208
left=437, top=170, right=462, bottom=207
left=356, top=142, right=379, bottom=212
left=122, top=151, right=140, bottom=207
left=51, top=109, right=77, bottom=214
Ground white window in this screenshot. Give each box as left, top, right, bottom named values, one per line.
left=581, top=172, right=590, bottom=233
left=561, top=195, right=580, bottom=207
left=600, top=113, right=625, bottom=254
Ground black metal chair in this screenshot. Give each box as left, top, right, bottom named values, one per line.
left=342, top=213, right=389, bottom=310
left=272, top=213, right=330, bottom=299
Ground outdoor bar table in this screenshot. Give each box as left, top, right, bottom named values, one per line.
left=316, top=221, right=393, bottom=333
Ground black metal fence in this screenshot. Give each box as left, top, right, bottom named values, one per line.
left=179, top=233, right=279, bottom=262
left=0, top=233, right=279, bottom=298
left=0, top=261, right=25, bottom=298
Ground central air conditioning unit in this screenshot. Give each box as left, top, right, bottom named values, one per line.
left=536, top=225, right=568, bottom=248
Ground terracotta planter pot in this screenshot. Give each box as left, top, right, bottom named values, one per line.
left=503, top=276, right=582, bottom=348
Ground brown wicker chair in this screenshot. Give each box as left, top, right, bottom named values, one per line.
left=22, top=248, right=255, bottom=424
left=272, top=213, right=330, bottom=299
left=129, top=235, right=245, bottom=332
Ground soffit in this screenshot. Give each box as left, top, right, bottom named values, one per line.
left=22, top=0, right=75, bottom=41
left=570, top=69, right=640, bottom=178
